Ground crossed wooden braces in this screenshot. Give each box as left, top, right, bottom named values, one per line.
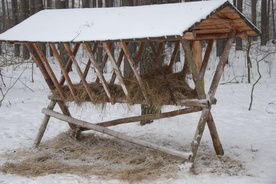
left=26, top=37, right=234, bottom=162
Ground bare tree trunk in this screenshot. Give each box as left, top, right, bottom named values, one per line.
left=236, top=0, right=243, bottom=50
left=261, top=0, right=269, bottom=45
left=21, top=0, right=30, bottom=60
left=82, top=0, right=90, bottom=7
left=251, top=0, right=257, bottom=41
left=11, top=0, right=20, bottom=57
left=272, top=0, right=276, bottom=40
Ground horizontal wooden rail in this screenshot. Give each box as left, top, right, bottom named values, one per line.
left=42, top=108, right=192, bottom=160
left=48, top=95, right=214, bottom=107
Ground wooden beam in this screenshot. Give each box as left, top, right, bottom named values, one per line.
left=182, top=32, right=196, bottom=40
left=33, top=43, right=66, bottom=101
left=59, top=43, right=80, bottom=84
left=120, top=41, right=149, bottom=104
left=42, top=108, right=191, bottom=160
left=50, top=43, right=77, bottom=99
left=96, top=107, right=202, bottom=127
left=192, top=41, right=202, bottom=73
left=102, top=42, right=129, bottom=97
left=26, top=43, right=55, bottom=90
left=63, top=43, right=95, bottom=103
left=82, top=43, right=114, bottom=104
left=208, top=38, right=235, bottom=100
left=207, top=112, right=224, bottom=155
left=96, top=43, right=113, bottom=83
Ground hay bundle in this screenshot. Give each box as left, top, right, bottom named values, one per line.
left=57, top=66, right=197, bottom=107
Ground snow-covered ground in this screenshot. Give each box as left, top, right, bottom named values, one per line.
left=0, top=44, right=275, bottom=184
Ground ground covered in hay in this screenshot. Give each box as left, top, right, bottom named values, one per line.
left=0, top=131, right=246, bottom=182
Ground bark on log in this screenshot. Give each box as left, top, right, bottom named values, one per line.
left=42, top=108, right=192, bottom=160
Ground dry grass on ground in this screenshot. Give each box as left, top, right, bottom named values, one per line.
left=0, top=131, right=246, bottom=182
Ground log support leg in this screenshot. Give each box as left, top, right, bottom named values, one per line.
left=34, top=100, right=56, bottom=147
left=207, top=112, right=224, bottom=155
left=189, top=107, right=210, bottom=162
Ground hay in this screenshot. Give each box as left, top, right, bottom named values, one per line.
left=57, top=66, right=197, bottom=107
left=0, top=132, right=182, bottom=182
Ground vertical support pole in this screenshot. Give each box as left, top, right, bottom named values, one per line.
left=192, top=40, right=202, bottom=73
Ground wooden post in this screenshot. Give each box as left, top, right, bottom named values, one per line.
left=34, top=100, right=56, bottom=147
left=192, top=41, right=202, bottom=73
left=189, top=107, right=210, bottom=162
left=42, top=108, right=192, bottom=160
left=207, top=113, right=224, bottom=155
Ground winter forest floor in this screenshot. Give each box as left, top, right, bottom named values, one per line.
left=0, top=42, right=276, bottom=184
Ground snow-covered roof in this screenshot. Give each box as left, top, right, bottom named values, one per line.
left=0, top=0, right=260, bottom=43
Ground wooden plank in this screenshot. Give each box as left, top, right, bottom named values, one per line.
left=194, top=33, right=230, bottom=40
left=120, top=41, right=149, bottom=104
left=193, top=28, right=232, bottom=34
left=103, top=42, right=129, bottom=97
left=42, top=108, right=192, bottom=160
left=82, top=43, right=114, bottom=104
left=63, top=43, right=95, bottom=103
left=33, top=43, right=66, bottom=101
left=50, top=43, right=77, bottom=99
left=96, top=43, right=113, bottom=83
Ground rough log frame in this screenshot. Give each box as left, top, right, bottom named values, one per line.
left=83, top=43, right=98, bottom=79
left=96, top=107, right=202, bottom=127
left=42, top=108, right=192, bottom=160
left=33, top=43, right=66, bottom=101
left=120, top=41, right=149, bottom=104
left=64, top=43, right=96, bottom=103
left=102, top=42, right=129, bottom=97
left=26, top=43, right=77, bottom=131
left=189, top=38, right=234, bottom=161
left=82, top=43, right=114, bottom=104
left=50, top=44, right=77, bottom=99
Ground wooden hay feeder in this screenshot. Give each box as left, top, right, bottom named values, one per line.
left=0, top=0, right=260, bottom=162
